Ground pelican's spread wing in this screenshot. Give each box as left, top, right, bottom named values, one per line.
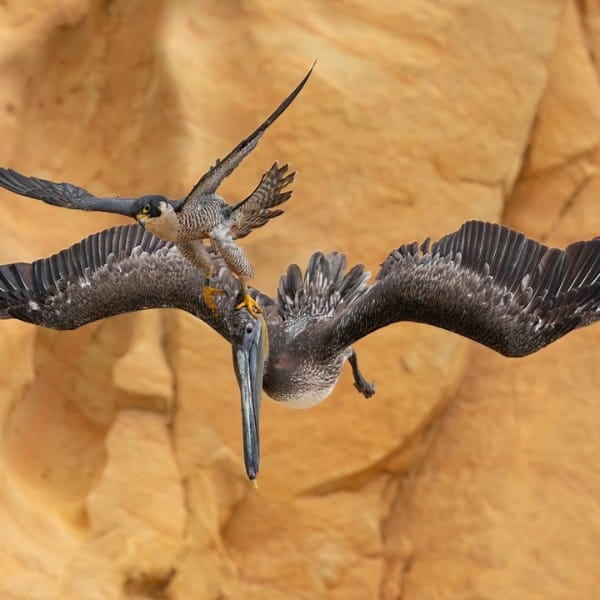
left=183, top=64, right=313, bottom=206
left=0, top=168, right=142, bottom=215
left=330, top=221, right=600, bottom=357
left=0, top=225, right=240, bottom=336
left=230, top=162, right=295, bottom=239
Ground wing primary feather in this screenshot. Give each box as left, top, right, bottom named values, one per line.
left=568, top=243, right=595, bottom=290
left=502, top=234, right=527, bottom=291
left=0, top=266, right=20, bottom=293
left=85, top=234, right=97, bottom=272
left=533, top=249, right=562, bottom=299
left=564, top=241, right=600, bottom=290
left=0, top=168, right=141, bottom=214
left=11, top=263, right=32, bottom=292
left=491, top=226, right=511, bottom=281
left=102, top=227, right=114, bottom=261
left=183, top=64, right=314, bottom=202
left=31, top=260, right=44, bottom=296
left=461, top=221, right=477, bottom=270
left=484, top=223, right=501, bottom=269
left=74, top=242, right=88, bottom=282
left=585, top=251, right=600, bottom=287
left=327, top=252, right=347, bottom=285
left=48, top=254, right=62, bottom=285
left=112, top=227, right=124, bottom=259
left=493, top=228, right=520, bottom=289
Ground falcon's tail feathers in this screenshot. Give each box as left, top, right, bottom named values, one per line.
left=230, top=163, right=295, bottom=239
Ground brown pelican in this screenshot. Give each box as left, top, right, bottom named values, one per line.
left=0, top=64, right=314, bottom=316
left=1, top=220, right=599, bottom=480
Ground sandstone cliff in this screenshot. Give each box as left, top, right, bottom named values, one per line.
left=0, top=1, right=599, bottom=598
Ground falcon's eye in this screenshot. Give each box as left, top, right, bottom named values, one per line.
left=141, top=203, right=151, bottom=215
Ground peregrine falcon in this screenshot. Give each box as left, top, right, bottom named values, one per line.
left=0, top=64, right=314, bottom=316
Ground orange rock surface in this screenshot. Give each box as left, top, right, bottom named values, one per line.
left=0, top=1, right=599, bottom=598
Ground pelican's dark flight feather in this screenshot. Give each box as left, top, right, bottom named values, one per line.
left=0, top=225, right=241, bottom=338
left=2, top=219, right=600, bottom=479
left=325, top=220, right=600, bottom=359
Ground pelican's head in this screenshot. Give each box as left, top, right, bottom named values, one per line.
left=230, top=309, right=269, bottom=482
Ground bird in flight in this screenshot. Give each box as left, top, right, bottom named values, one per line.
left=0, top=64, right=315, bottom=316
left=1, top=220, right=599, bottom=480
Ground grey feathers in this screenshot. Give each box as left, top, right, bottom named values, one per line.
left=231, top=162, right=295, bottom=239
left=183, top=64, right=314, bottom=204
left=0, top=168, right=144, bottom=215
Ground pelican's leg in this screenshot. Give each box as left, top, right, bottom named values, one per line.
left=210, top=232, right=261, bottom=316
left=178, top=240, right=224, bottom=315
left=348, top=349, right=376, bottom=398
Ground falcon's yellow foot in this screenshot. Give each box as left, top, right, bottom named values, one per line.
left=203, top=284, right=225, bottom=315
left=236, top=293, right=262, bottom=316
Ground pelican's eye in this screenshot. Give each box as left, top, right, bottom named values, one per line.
left=141, top=203, right=151, bottom=215
left=245, top=323, right=254, bottom=334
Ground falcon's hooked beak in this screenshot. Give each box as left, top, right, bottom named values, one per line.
left=232, top=314, right=268, bottom=482
left=133, top=201, right=153, bottom=227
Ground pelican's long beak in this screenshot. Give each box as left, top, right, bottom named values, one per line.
left=232, top=315, right=267, bottom=481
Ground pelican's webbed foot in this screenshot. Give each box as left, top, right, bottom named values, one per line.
left=348, top=350, right=376, bottom=398
left=203, top=279, right=225, bottom=315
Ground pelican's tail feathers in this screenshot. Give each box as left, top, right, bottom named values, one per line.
left=276, top=251, right=370, bottom=318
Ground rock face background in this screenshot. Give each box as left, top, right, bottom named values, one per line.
left=1, top=1, right=600, bottom=598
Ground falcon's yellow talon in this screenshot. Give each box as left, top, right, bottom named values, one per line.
left=236, top=294, right=262, bottom=316
left=203, top=285, right=225, bottom=315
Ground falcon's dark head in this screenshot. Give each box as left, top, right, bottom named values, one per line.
left=131, top=195, right=180, bottom=240
left=131, top=195, right=164, bottom=221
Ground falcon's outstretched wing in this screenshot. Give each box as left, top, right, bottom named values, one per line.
left=0, top=169, right=144, bottom=214
left=182, top=63, right=313, bottom=207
